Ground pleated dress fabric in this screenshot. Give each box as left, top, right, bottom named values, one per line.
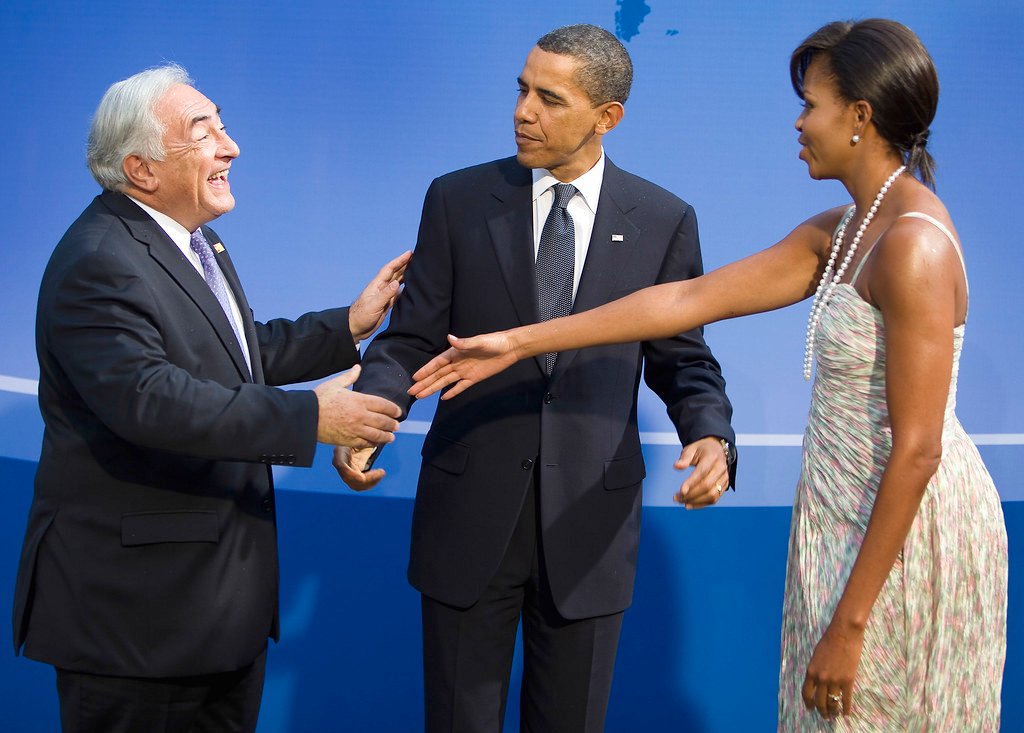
left=777, top=213, right=1008, bottom=731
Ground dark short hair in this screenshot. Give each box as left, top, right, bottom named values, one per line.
left=537, top=24, right=633, bottom=105
left=791, top=19, right=939, bottom=188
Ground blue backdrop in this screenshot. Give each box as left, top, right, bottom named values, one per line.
left=1, top=1, right=1020, bottom=730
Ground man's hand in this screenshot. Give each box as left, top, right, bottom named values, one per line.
left=349, top=251, right=412, bottom=342
left=333, top=445, right=385, bottom=491
left=673, top=436, right=730, bottom=508
left=314, top=366, right=401, bottom=448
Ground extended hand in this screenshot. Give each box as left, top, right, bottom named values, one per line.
left=801, top=623, right=864, bottom=719
left=314, top=365, right=402, bottom=448
left=673, top=436, right=730, bottom=508
left=333, top=445, right=385, bottom=491
left=409, top=332, right=519, bottom=400
left=348, top=250, right=412, bottom=342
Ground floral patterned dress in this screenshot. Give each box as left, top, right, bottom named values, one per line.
left=778, top=212, right=1008, bottom=731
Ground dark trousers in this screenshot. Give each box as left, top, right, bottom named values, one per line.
left=55, top=649, right=267, bottom=733
left=422, top=478, right=624, bottom=732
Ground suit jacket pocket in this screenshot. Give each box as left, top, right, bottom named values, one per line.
left=603, top=451, right=646, bottom=491
left=420, top=432, right=470, bottom=476
left=121, top=510, right=219, bottom=546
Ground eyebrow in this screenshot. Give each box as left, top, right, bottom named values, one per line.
left=190, top=105, right=222, bottom=128
left=516, top=77, right=567, bottom=104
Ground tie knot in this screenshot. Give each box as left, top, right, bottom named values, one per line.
left=551, top=183, right=577, bottom=210
left=189, top=228, right=208, bottom=254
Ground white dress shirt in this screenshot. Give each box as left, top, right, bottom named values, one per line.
left=531, top=151, right=606, bottom=301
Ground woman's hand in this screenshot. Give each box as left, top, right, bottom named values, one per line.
left=409, top=332, right=520, bottom=399
left=801, top=622, right=864, bottom=720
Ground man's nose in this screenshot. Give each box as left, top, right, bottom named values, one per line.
left=515, top=96, right=535, bottom=123
left=219, top=130, right=240, bottom=159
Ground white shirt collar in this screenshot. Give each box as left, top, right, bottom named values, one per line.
left=531, top=150, right=605, bottom=213
left=124, top=194, right=194, bottom=249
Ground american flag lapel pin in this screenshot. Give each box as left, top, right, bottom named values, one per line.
left=212, top=242, right=226, bottom=253
left=611, top=234, right=624, bottom=242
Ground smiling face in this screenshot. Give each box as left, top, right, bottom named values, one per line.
left=513, top=47, right=617, bottom=182
left=794, top=57, right=858, bottom=180
left=144, top=84, right=239, bottom=232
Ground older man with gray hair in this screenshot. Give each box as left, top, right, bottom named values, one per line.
left=12, top=63, right=407, bottom=732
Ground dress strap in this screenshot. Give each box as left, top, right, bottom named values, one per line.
left=849, top=241, right=873, bottom=286
left=848, top=211, right=968, bottom=295
left=898, top=212, right=968, bottom=290
left=834, top=206, right=857, bottom=237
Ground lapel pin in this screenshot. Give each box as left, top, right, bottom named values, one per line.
left=611, top=234, right=624, bottom=242
left=212, top=242, right=225, bottom=253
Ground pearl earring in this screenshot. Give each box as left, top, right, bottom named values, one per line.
left=850, top=134, right=861, bottom=145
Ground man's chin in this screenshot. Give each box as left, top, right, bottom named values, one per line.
left=516, top=150, right=544, bottom=170
left=207, top=196, right=236, bottom=219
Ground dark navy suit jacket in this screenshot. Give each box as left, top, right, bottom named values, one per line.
left=357, top=157, right=735, bottom=620
left=13, top=191, right=359, bottom=676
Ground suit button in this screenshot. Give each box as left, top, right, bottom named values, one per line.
left=521, top=459, right=534, bottom=470
left=543, top=393, right=553, bottom=404
left=262, top=498, right=273, bottom=512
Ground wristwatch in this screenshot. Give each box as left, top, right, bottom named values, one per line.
left=718, top=437, right=735, bottom=466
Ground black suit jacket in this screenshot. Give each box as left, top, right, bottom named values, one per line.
left=12, top=191, right=359, bottom=677
left=357, top=157, right=734, bottom=619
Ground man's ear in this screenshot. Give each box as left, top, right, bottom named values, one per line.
left=123, top=155, right=158, bottom=194
left=595, top=101, right=625, bottom=135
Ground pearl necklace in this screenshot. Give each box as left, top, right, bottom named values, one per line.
left=803, top=165, right=906, bottom=380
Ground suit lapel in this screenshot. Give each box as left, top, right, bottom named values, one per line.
left=550, top=160, right=640, bottom=380
left=485, top=162, right=548, bottom=376
left=102, top=192, right=253, bottom=382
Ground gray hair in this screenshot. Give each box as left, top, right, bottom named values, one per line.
left=536, top=24, right=633, bottom=105
left=86, top=63, right=193, bottom=191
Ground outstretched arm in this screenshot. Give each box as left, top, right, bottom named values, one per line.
left=410, top=208, right=844, bottom=399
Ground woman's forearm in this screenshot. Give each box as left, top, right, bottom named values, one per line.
left=509, top=280, right=697, bottom=359
left=829, top=445, right=939, bottom=632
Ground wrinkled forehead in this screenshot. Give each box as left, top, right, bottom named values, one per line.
left=155, top=83, right=219, bottom=132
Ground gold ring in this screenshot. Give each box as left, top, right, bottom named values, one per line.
left=828, top=692, right=842, bottom=704
left=714, top=483, right=723, bottom=496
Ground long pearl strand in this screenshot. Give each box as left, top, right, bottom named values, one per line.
left=803, top=165, right=906, bottom=380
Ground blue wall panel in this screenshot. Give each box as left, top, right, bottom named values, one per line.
left=1, top=458, right=1020, bottom=730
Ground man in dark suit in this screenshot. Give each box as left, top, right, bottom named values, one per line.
left=335, top=25, right=736, bottom=731
left=13, top=63, right=407, bottom=732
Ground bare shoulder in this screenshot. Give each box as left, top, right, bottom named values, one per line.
left=807, top=204, right=854, bottom=231
left=867, top=193, right=966, bottom=317
left=794, top=205, right=854, bottom=255
left=872, top=201, right=961, bottom=280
